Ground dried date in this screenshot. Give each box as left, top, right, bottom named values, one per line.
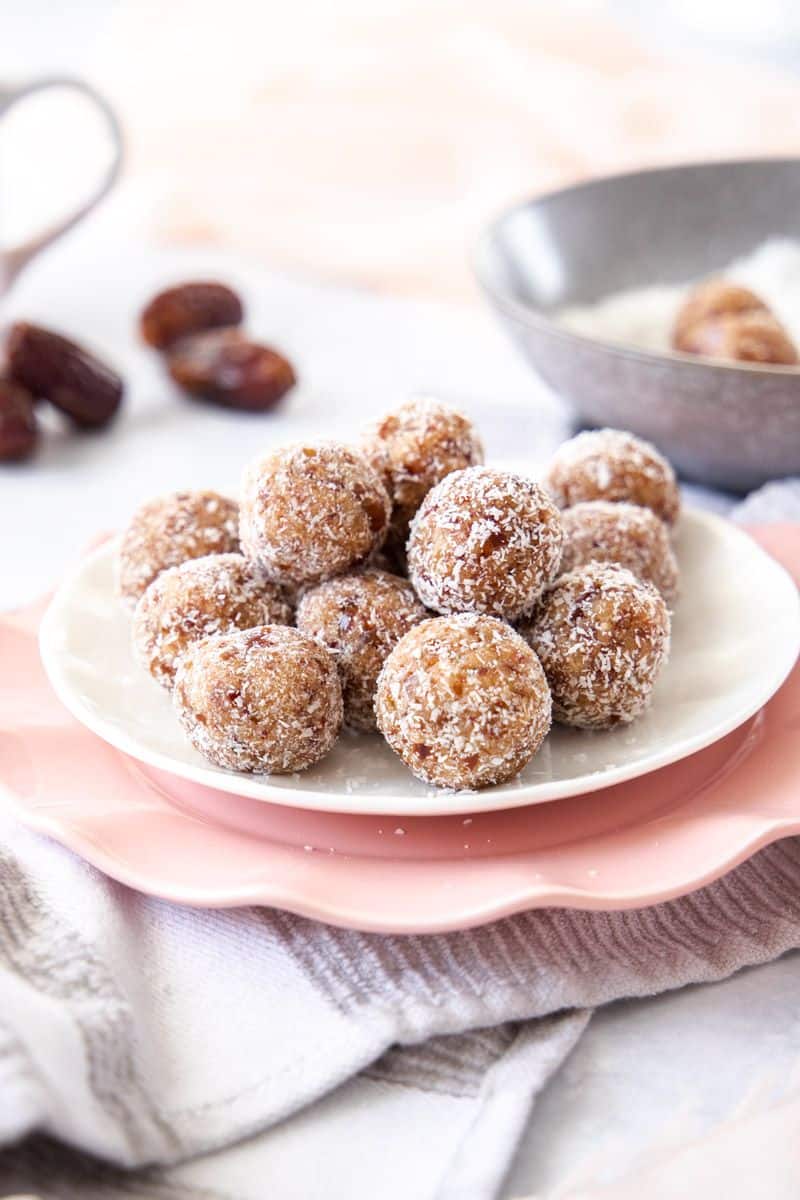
left=0, top=379, right=38, bottom=461
left=140, top=282, right=244, bottom=350
left=6, top=322, right=123, bottom=428
left=167, top=329, right=296, bottom=411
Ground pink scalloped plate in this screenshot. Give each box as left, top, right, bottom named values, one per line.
left=1, top=525, right=799, bottom=934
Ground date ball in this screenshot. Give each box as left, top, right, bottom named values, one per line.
left=119, top=490, right=240, bottom=606
left=375, top=614, right=551, bottom=790
left=560, top=501, right=679, bottom=601
left=174, top=625, right=343, bottom=774
left=297, top=569, right=428, bottom=731
left=133, top=553, right=292, bottom=689
left=407, top=467, right=564, bottom=620
left=672, top=279, right=768, bottom=351
left=544, top=429, right=680, bottom=527
left=677, top=311, right=797, bottom=365
left=240, top=443, right=390, bottom=588
left=520, top=562, right=670, bottom=730
left=363, top=397, right=484, bottom=546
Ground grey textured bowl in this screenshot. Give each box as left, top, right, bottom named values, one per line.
left=475, top=158, right=800, bottom=492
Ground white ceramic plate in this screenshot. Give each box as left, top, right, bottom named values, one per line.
left=39, top=510, right=800, bottom=816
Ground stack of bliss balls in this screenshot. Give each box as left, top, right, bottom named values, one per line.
left=120, top=402, right=678, bottom=791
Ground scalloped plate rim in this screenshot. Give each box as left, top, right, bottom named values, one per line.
left=6, top=782, right=799, bottom=933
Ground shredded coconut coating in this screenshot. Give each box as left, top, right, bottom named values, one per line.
left=519, top=562, right=670, bottom=730
left=407, top=467, right=564, bottom=620
left=118, top=490, right=240, bottom=606
left=544, top=429, right=680, bottom=526
left=559, top=501, right=679, bottom=602
left=672, top=279, right=768, bottom=350
left=375, top=613, right=551, bottom=790
left=362, top=397, right=484, bottom=548
left=296, top=568, right=428, bottom=731
left=173, top=625, right=343, bottom=774
left=133, top=553, right=293, bottom=689
left=240, top=442, right=390, bottom=588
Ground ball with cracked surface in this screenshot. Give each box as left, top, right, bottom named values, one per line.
left=519, top=562, right=670, bottom=730
left=240, top=443, right=390, bottom=588
left=362, top=397, right=484, bottom=548
left=173, top=625, right=343, bottom=774
left=297, top=568, right=428, bottom=731
left=559, top=501, right=678, bottom=601
left=119, top=490, right=240, bottom=607
left=407, top=466, right=564, bottom=620
left=133, top=553, right=292, bottom=689
left=544, top=429, right=680, bottom=526
left=375, top=613, right=552, bottom=790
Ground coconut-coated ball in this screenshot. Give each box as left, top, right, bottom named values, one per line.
left=544, top=429, right=680, bottom=526
left=362, top=397, right=484, bottom=547
left=133, top=553, right=293, bottom=689
left=119, top=490, right=240, bottom=606
left=173, top=625, right=343, bottom=774
left=296, top=569, right=428, bottom=731
left=519, top=562, right=670, bottom=729
left=375, top=613, right=551, bottom=790
left=559, top=501, right=679, bottom=601
left=407, top=467, right=564, bottom=620
left=677, top=311, right=797, bottom=365
left=240, top=442, right=390, bottom=588
left=672, top=279, right=769, bottom=351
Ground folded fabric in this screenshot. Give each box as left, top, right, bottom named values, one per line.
left=2, top=765, right=800, bottom=1198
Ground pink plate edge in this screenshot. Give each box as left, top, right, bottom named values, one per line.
left=9, top=792, right=800, bottom=934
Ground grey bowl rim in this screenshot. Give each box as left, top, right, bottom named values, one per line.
left=473, top=155, right=800, bottom=382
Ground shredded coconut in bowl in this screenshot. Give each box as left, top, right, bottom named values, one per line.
left=556, top=239, right=800, bottom=354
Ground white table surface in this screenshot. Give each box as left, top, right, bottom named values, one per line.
left=2, top=193, right=799, bottom=1198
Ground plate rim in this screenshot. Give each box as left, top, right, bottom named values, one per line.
left=38, top=509, right=800, bottom=817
